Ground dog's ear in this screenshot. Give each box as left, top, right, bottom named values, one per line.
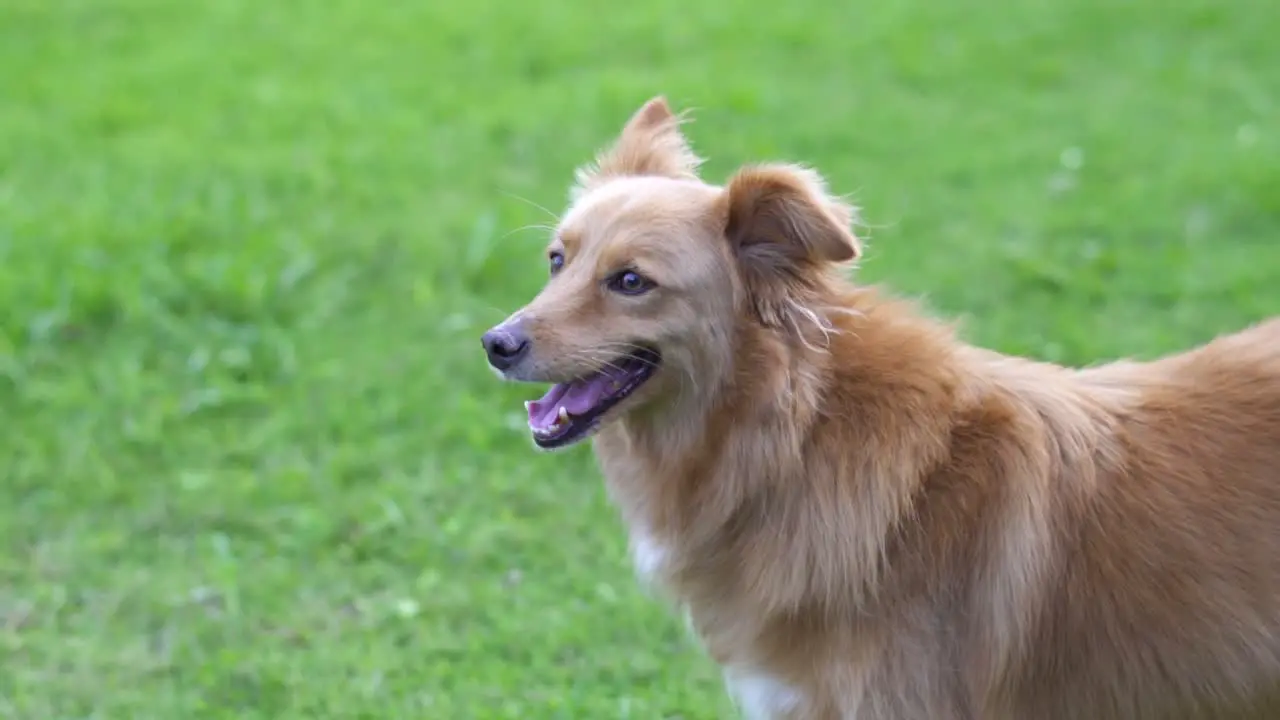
left=573, top=96, right=701, bottom=195
left=719, top=163, right=861, bottom=331
left=723, top=163, right=860, bottom=266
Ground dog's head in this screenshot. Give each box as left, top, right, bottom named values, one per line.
left=483, top=96, right=861, bottom=450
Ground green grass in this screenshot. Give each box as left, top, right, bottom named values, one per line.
left=1, top=0, right=1276, bottom=717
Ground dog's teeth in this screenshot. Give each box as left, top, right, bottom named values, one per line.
left=557, top=407, right=570, bottom=424
left=524, top=401, right=532, bottom=411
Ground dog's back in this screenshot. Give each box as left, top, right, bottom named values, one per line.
left=1007, top=318, right=1280, bottom=719
left=725, top=313, right=1280, bottom=720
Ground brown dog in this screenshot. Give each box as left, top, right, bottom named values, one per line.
left=481, top=96, right=1280, bottom=719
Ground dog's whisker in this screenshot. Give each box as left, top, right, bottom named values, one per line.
left=501, top=223, right=558, bottom=240
left=571, top=344, right=663, bottom=370
left=502, top=192, right=560, bottom=222
left=550, top=351, right=643, bottom=376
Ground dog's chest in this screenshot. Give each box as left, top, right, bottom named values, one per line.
left=629, top=529, right=671, bottom=582
left=724, top=668, right=805, bottom=719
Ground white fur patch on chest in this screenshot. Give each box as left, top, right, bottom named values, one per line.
left=725, top=668, right=804, bottom=720
left=629, top=530, right=670, bottom=581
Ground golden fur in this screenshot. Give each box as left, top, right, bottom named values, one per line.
left=486, top=96, right=1280, bottom=719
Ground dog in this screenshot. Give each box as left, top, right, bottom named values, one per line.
left=481, top=96, right=1280, bottom=719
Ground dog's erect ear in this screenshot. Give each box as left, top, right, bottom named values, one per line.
left=719, top=163, right=861, bottom=332
left=573, top=96, right=701, bottom=195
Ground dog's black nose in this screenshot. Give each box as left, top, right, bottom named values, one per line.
left=482, top=325, right=530, bottom=371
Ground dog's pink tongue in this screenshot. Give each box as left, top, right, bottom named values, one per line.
left=527, top=375, right=612, bottom=428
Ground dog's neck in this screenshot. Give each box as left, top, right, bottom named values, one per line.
left=596, top=286, right=966, bottom=602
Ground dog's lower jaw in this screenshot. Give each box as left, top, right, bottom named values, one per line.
left=529, top=417, right=602, bottom=452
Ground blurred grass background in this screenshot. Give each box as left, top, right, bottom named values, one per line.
left=1, top=0, right=1276, bottom=717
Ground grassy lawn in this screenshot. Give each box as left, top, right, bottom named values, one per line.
left=1, top=0, right=1276, bottom=717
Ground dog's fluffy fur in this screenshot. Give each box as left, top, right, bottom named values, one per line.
left=486, top=97, right=1280, bottom=719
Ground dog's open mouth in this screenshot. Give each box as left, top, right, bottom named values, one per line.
left=525, top=347, right=660, bottom=449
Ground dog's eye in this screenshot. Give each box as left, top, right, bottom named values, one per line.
left=608, top=270, right=655, bottom=296
left=548, top=251, right=565, bottom=275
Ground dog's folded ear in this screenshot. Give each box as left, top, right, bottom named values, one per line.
left=573, top=96, right=702, bottom=195
left=721, top=163, right=861, bottom=268
left=719, top=164, right=861, bottom=333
